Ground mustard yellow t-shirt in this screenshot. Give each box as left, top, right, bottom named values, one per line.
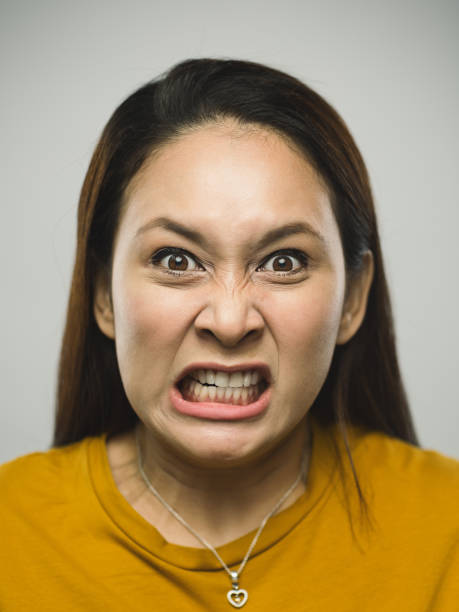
left=1, top=420, right=458, bottom=611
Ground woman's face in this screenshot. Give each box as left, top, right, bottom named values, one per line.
left=95, top=122, right=370, bottom=467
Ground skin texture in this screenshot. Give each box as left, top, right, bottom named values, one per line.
left=95, top=121, right=374, bottom=547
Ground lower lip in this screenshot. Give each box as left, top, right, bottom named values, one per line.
left=170, top=384, right=271, bottom=421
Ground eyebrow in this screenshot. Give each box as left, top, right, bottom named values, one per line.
left=135, top=216, right=327, bottom=251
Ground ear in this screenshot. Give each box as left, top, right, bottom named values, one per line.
left=336, top=250, right=374, bottom=345
left=93, top=270, right=115, bottom=340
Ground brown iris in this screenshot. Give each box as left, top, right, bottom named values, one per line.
left=271, top=255, right=293, bottom=271
left=168, top=254, right=188, bottom=270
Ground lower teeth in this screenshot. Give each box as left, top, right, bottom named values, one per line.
left=180, top=377, right=263, bottom=405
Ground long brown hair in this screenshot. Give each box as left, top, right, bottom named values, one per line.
left=53, top=59, right=418, bottom=516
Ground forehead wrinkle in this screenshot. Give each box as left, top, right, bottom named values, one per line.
left=124, top=122, right=332, bottom=248
left=124, top=118, right=323, bottom=203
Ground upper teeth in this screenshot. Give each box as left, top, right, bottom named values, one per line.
left=190, top=369, right=260, bottom=388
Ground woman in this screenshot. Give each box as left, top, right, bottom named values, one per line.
left=1, top=58, right=458, bottom=611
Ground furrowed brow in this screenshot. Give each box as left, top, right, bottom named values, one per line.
left=252, top=222, right=326, bottom=251
left=135, top=217, right=326, bottom=251
left=136, top=217, right=209, bottom=248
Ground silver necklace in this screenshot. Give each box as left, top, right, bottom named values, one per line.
left=135, top=426, right=311, bottom=608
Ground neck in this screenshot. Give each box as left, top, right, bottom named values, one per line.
left=107, top=418, right=312, bottom=548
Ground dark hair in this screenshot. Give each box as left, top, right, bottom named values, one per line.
left=53, top=58, right=419, bottom=523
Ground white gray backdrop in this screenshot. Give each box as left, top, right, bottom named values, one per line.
left=1, top=0, right=458, bottom=463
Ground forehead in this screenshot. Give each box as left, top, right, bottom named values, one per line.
left=120, top=121, right=337, bottom=247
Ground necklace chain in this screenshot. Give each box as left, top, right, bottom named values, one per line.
left=135, top=425, right=311, bottom=585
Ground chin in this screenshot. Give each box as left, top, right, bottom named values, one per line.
left=164, top=421, right=273, bottom=469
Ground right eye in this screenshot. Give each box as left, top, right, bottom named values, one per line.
left=150, top=247, right=203, bottom=275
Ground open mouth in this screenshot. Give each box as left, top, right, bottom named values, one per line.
left=177, top=368, right=269, bottom=406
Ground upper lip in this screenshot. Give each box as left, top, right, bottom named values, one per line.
left=174, top=362, right=272, bottom=385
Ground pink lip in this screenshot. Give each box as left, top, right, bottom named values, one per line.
left=170, top=384, right=271, bottom=421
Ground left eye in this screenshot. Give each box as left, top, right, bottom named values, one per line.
left=151, top=248, right=203, bottom=272
left=258, top=251, right=308, bottom=273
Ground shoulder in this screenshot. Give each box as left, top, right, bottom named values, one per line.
left=351, top=429, right=459, bottom=530
left=354, top=429, right=459, bottom=488
left=0, top=437, right=97, bottom=511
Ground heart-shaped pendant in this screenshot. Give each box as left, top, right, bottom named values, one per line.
left=227, top=588, right=248, bottom=608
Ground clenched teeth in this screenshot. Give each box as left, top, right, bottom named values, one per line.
left=190, top=369, right=261, bottom=388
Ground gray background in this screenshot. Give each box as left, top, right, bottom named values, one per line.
left=1, top=0, right=458, bottom=463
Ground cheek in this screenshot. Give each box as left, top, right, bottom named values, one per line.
left=112, top=281, right=192, bottom=375
left=264, top=279, right=344, bottom=383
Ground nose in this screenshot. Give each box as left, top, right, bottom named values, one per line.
left=194, top=286, right=264, bottom=348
